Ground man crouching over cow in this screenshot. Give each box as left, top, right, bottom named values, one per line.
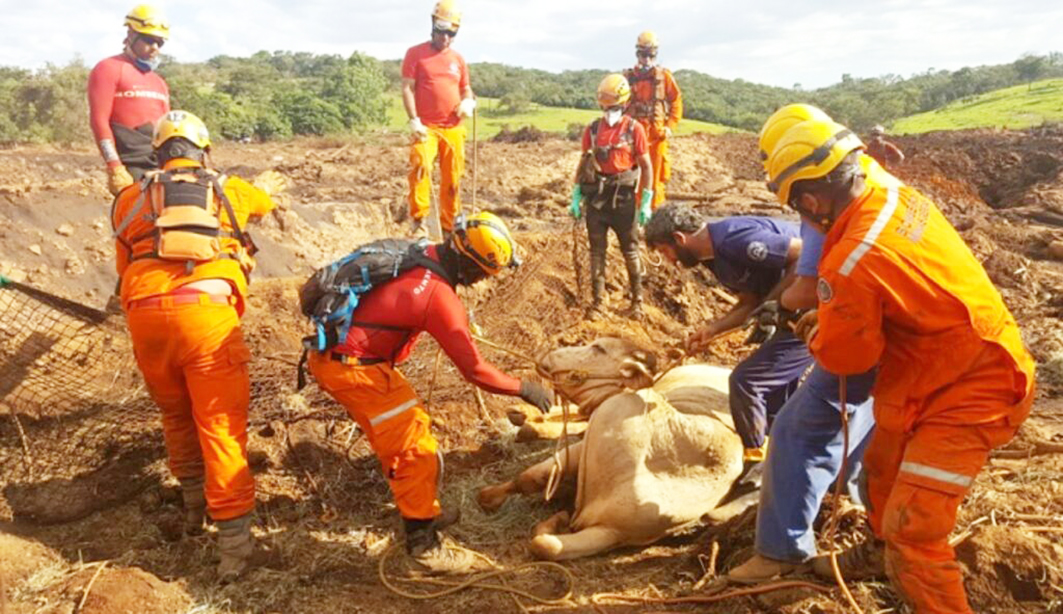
left=304, top=212, right=553, bottom=574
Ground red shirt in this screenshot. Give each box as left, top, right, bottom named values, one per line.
left=334, top=246, right=521, bottom=395
left=581, top=116, right=648, bottom=175
left=87, top=54, right=169, bottom=165
left=401, top=42, right=469, bottom=128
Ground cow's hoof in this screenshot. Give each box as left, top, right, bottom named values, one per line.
left=515, top=424, right=541, bottom=443
left=529, top=534, right=564, bottom=560
left=533, top=511, right=570, bottom=536
left=477, top=484, right=509, bottom=514
left=506, top=410, right=527, bottom=427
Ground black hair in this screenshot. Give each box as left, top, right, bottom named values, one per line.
left=643, top=203, right=705, bottom=247
left=437, top=239, right=487, bottom=287
left=156, top=137, right=206, bottom=165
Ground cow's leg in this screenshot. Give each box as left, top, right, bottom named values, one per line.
left=533, top=511, right=570, bottom=536
left=529, top=526, right=622, bottom=561
left=516, top=420, right=588, bottom=442
left=478, top=441, right=583, bottom=513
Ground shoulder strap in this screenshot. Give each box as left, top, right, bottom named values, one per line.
left=589, top=118, right=601, bottom=147
left=209, top=172, right=250, bottom=250
left=111, top=171, right=160, bottom=240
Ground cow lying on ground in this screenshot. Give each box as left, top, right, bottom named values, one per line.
left=478, top=338, right=752, bottom=561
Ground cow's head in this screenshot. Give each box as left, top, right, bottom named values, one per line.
left=537, top=337, right=658, bottom=413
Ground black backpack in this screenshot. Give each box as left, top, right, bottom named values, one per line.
left=299, top=238, right=450, bottom=353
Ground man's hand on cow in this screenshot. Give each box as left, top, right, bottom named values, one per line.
left=793, top=309, right=819, bottom=345
left=519, top=380, right=554, bottom=414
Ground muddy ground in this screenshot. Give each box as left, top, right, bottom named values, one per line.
left=1, top=127, right=1063, bottom=613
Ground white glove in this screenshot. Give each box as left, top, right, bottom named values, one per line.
left=663, top=126, right=673, bottom=139
left=408, top=117, right=428, bottom=140
left=458, top=98, right=477, bottom=118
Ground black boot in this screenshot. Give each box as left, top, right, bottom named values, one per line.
left=623, top=250, right=643, bottom=318
left=588, top=250, right=606, bottom=316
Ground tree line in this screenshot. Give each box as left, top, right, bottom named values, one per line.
left=0, top=50, right=1060, bottom=145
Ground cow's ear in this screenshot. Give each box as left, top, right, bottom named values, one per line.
left=619, top=358, right=654, bottom=389
left=631, top=349, right=658, bottom=374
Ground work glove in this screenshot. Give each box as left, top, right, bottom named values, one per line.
left=519, top=379, right=554, bottom=414
left=107, top=165, right=134, bottom=196
left=793, top=309, right=820, bottom=345
left=252, top=169, right=289, bottom=197
left=408, top=117, right=428, bottom=141
left=662, top=126, right=673, bottom=139
left=569, top=185, right=583, bottom=220
left=638, top=189, right=653, bottom=225
left=457, top=97, right=477, bottom=118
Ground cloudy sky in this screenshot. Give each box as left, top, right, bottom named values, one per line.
left=2, top=0, right=1061, bottom=89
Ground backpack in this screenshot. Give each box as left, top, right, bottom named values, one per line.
left=112, top=167, right=254, bottom=275
left=298, top=238, right=451, bottom=353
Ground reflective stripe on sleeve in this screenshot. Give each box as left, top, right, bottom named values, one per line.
left=369, top=398, right=418, bottom=427
left=899, top=461, right=973, bottom=489
left=839, top=186, right=899, bottom=276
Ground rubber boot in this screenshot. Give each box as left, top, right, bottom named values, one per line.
left=216, top=513, right=255, bottom=583
left=588, top=250, right=606, bottom=318
left=623, top=249, right=643, bottom=318
left=404, top=518, right=478, bottom=575
left=178, top=476, right=207, bottom=537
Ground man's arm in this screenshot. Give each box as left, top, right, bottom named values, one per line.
left=401, top=78, right=418, bottom=120
left=637, top=151, right=653, bottom=194
left=664, top=69, right=683, bottom=129
left=87, top=62, right=120, bottom=168
left=686, top=291, right=758, bottom=353
left=886, top=141, right=905, bottom=165
left=424, top=284, right=522, bottom=395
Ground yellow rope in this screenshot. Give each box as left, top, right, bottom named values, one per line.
left=378, top=543, right=575, bottom=605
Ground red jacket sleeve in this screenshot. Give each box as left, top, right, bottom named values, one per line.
left=632, top=121, right=649, bottom=156
left=423, top=283, right=522, bottom=395
left=87, top=60, right=119, bottom=166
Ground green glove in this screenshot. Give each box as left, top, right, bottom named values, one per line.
left=0, top=274, right=9, bottom=287
left=569, top=185, right=583, bottom=220
left=638, top=189, right=654, bottom=225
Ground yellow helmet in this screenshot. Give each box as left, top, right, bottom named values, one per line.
left=124, top=4, right=169, bottom=39
left=453, top=212, right=520, bottom=275
left=432, top=0, right=462, bottom=27
left=597, top=73, right=632, bottom=108
left=152, top=111, right=211, bottom=150
left=636, top=30, right=659, bottom=49
left=758, top=103, right=832, bottom=169
left=766, top=118, right=865, bottom=206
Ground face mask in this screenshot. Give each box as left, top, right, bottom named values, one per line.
left=134, top=56, right=160, bottom=72
left=604, top=108, right=623, bottom=127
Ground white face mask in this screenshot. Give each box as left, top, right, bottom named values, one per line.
left=604, top=108, right=623, bottom=127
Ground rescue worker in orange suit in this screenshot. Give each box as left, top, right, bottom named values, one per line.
left=570, top=74, right=653, bottom=318
left=403, top=0, right=476, bottom=237
left=624, top=31, right=682, bottom=210
left=89, top=5, right=170, bottom=195
left=865, top=124, right=905, bottom=171
left=766, top=118, right=1035, bottom=613
left=307, top=212, right=553, bottom=574
left=111, top=111, right=278, bottom=582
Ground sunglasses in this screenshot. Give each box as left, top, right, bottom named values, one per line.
left=433, top=27, right=458, bottom=37
left=636, top=49, right=657, bottom=58
left=138, top=34, right=165, bottom=48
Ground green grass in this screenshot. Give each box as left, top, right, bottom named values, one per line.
left=893, top=78, right=1063, bottom=134
left=384, top=95, right=732, bottom=138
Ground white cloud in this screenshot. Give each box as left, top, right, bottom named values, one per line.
left=1, top=0, right=1060, bottom=88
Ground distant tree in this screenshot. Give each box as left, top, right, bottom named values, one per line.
left=1014, top=53, right=1048, bottom=91
left=499, top=90, right=533, bottom=115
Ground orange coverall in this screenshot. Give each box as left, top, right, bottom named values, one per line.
left=811, top=182, right=1035, bottom=613
left=112, top=161, right=274, bottom=521
left=624, top=66, right=682, bottom=208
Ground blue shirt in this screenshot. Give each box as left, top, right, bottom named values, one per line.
left=796, top=221, right=825, bottom=277
left=704, top=217, right=800, bottom=297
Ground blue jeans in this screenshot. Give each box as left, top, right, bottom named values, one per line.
left=754, top=365, right=876, bottom=563
left=729, top=330, right=815, bottom=449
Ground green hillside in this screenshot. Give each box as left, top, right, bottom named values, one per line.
left=384, top=95, right=732, bottom=139
left=893, top=78, right=1063, bottom=133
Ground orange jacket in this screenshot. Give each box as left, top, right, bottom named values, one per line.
left=112, top=159, right=275, bottom=315
left=624, top=66, right=682, bottom=133
left=811, top=182, right=1034, bottom=432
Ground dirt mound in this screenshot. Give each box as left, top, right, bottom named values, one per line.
left=3, top=128, right=1063, bottom=613
left=491, top=125, right=552, bottom=143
